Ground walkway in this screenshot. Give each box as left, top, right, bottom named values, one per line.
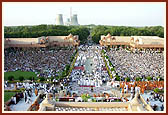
left=84, top=57, right=94, bottom=73
left=10, top=93, right=38, bottom=111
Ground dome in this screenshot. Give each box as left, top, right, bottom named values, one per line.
left=112, top=37, right=116, bottom=40
left=106, top=33, right=111, bottom=38
left=40, top=39, right=45, bottom=43
left=131, top=37, right=134, bottom=41
left=135, top=39, right=139, bottom=42
left=64, top=37, right=68, bottom=40
left=74, top=36, right=78, bottom=40
left=68, top=33, right=73, bottom=38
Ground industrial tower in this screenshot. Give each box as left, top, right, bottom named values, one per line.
left=56, top=8, right=79, bottom=26
left=56, top=14, right=64, bottom=25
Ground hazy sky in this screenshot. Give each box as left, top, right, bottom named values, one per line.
left=3, top=2, right=166, bottom=26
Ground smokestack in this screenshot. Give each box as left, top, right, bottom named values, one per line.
left=71, top=14, right=79, bottom=25
left=65, top=18, right=71, bottom=26
left=56, top=14, right=64, bottom=25
left=70, top=7, right=72, bottom=21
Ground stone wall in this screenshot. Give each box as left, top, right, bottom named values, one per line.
left=48, top=36, right=68, bottom=43
left=54, top=102, right=129, bottom=108
left=5, top=38, right=38, bottom=44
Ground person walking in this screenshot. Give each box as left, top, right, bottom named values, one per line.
left=35, top=88, right=38, bottom=96
left=24, top=90, right=27, bottom=102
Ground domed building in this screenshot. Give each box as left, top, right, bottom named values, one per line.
left=4, top=33, right=80, bottom=49
left=99, top=34, right=164, bottom=51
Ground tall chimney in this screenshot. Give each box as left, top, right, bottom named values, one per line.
left=56, top=14, right=64, bottom=25
left=71, top=14, right=79, bottom=25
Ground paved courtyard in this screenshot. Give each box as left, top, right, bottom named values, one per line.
left=10, top=93, right=38, bottom=111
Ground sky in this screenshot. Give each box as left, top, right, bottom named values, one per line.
left=3, top=2, right=166, bottom=27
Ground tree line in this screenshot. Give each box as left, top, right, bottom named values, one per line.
left=91, top=25, right=164, bottom=44
left=4, top=25, right=90, bottom=44
left=4, top=25, right=164, bottom=44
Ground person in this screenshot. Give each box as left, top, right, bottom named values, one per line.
left=146, top=98, right=149, bottom=104
left=160, top=104, right=164, bottom=111
left=35, top=88, right=38, bottom=96
left=20, top=92, right=24, bottom=98
left=53, top=87, right=57, bottom=99
left=153, top=104, right=158, bottom=111
left=13, top=96, right=16, bottom=104
left=26, top=96, right=31, bottom=104
left=27, top=90, right=31, bottom=97
left=5, top=81, right=8, bottom=87
left=131, top=87, right=134, bottom=93
left=60, top=84, right=63, bottom=90
left=24, top=91, right=27, bottom=102
left=161, top=95, right=164, bottom=102
left=4, top=84, right=7, bottom=88
left=10, top=96, right=15, bottom=104
left=91, top=86, right=93, bottom=92
left=105, top=94, right=110, bottom=102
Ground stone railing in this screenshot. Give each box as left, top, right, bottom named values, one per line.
left=27, top=90, right=46, bottom=111
left=27, top=94, right=41, bottom=111
left=54, top=102, right=129, bottom=108
left=128, top=91, right=154, bottom=111
left=139, top=95, right=154, bottom=111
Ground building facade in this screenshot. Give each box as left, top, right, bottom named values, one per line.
left=4, top=33, right=80, bottom=49
left=99, top=33, right=164, bottom=51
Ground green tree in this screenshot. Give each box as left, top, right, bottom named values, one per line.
left=115, top=75, right=120, bottom=81
left=109, top=61, right=112, bottom=67
left=19, top=76, right=24, bottom=81
left=8, top=76, right=14, bottom=81
left=153, top=88, right=159, bottom=93
left=39, top=77, right=45, bottom=82
left=81, top=94, right=91, bottom=102
left=50, top=77, right=54, bottom=81
left=136, top=77, right=141, bottom=81
left=90, top=25, right=164, bottom=44
left=105, top=55, right=109, bottom=59
left=111, top=67, right=115, bottom=71
left=125, top=77, right=130, bottom=82
left=146, top=76, right=152, bottom=81
left=65, top=64, right=70, bottom=73
left=28, top=76, right=33, bottom=81
left=4, top=25, right=90, bottom=44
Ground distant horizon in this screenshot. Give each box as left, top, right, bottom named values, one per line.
left=4, top=24, right=164, bottom=28
left=3, top=2, right=165, bottom=27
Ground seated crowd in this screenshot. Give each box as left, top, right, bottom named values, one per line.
left=4, top=48, right=76, bottom=77
left=106, top=48, right=164, bottom=80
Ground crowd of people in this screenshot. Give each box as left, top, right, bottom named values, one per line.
left=106, top=48, right=164, bottom=80
left=4, top=44, right=165, bottom=111
left=72, top=46, right=109, bottom=85
left=64, top=45, right=114, bottom=98
left=4, top=81, right=50, bottom=111
left=4, top=48, right=76, bottom=77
